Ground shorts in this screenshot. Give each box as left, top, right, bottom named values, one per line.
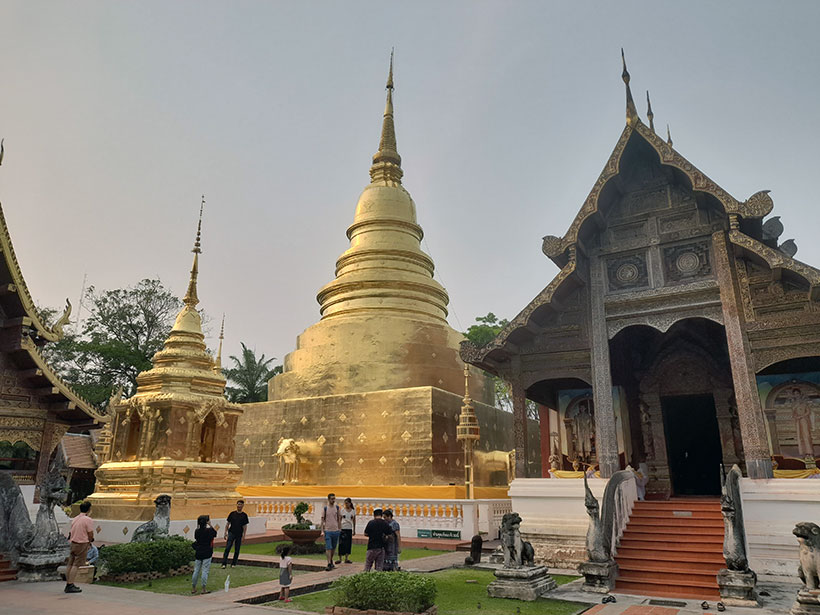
left=324, top=530, right=341, bottom=550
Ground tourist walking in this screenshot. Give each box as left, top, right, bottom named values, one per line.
left=191, top=514, right=217, bottom=594
left=363, top=508, right=393, bottom=572
left=222, top=499, right=249, bottom=568
left=321, top=493, right=342, bottom=570
left=383, top=509, right=401, bottom=571
left=65, top=501, right=95, bottom=594
left=338, top=497, right=356, bottom=564
left=278, top=544, right=293, bottom=603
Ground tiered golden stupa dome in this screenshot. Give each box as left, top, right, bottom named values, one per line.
left=271, top=56, right=489, bottom=403
left=91, top=205, right=245, bottom=521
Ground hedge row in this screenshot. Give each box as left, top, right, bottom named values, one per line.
left=331, top=572, right=436, bottom=614
left=99, top=536, right=193, bottom=575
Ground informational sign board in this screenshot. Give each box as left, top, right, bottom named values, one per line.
left=417, top=529, right=461, bottom=539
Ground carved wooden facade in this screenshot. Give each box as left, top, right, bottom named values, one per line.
left=462, top=78, right=820, bottom=495
left=0, top=204, right=103, bottom=488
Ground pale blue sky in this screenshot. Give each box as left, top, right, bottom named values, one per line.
left=0, top=1, right=818, bottom=362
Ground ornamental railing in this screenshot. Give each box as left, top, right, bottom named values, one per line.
left=246, top=496, right=511, bottom=540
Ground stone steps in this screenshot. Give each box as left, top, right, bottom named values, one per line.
left=0, top=554, right=18, bottom=582
left=615, top=498, right=722, bottom=600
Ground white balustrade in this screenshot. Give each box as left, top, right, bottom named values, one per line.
left=246, top=496, right=509, bottom=540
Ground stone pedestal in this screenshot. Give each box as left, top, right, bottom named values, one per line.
left=487, top=565, right=557, bottom=601
left=718, top=568, right=758, bottom=605
left=792, top=589, right=820, bottom=615
left=579, top=559, right=618, bottom=593
left=16, top=546, right=69, bottom=582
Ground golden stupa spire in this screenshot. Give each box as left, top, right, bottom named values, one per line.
left=369, top=49, right=403, bottom=185
left=646, top=90, right=655, bottom=133
left=213, top=313, right=225, bottom=374
left=667, top=123, right=673, bottom=147
left=621, top=48, right=638, bottom=126
left=183, top=196, right=204, bottom=308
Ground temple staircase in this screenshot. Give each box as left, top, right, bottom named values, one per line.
left=615, top=498, right=722, bottom=599
left=0, top=553, right=17, bottom=582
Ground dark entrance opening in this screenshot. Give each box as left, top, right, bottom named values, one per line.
left=661, top=394, right=722, bottom=496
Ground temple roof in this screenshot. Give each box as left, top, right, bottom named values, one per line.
left=0, top=201, right=105, bottom=426
left=461, top=53, right=820, bottom=372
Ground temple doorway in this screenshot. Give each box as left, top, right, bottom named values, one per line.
left=661, top=394, right=722, bottom=496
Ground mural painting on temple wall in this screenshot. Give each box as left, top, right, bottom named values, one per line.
left=757, top=372, right=820, bottom=461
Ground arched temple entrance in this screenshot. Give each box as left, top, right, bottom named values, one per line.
left=610, top=318, right=739, bottom=497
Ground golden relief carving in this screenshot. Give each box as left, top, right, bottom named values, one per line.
left=0, top=428, right=42, bottom=450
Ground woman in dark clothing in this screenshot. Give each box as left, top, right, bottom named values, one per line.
left=192, top=514, right=217, bottom=594
left=338, top=497, right=356, bottom=564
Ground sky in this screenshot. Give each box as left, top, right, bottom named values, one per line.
left=0, top=1, right=819, bottom=365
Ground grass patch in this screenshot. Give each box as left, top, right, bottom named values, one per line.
left=241, top=541, right=447, bottom=562
left=264, top=568, right=585, bottom=614
left=100, top=564, right=292, bottom=595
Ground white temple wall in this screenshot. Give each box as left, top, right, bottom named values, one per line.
left=740, top=478, right=819, bottom=580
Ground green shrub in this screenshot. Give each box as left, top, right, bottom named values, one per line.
left=282, top=501, right=313, bottom=530
left=332, top=572, right=436, bottom=613
left=99, top=536, right=193, bottom=575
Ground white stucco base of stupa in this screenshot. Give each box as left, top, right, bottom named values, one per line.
left=89, top=516, right=267, bottom=544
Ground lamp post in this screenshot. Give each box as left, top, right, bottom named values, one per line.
left=457, top=365, right=481, bottom=499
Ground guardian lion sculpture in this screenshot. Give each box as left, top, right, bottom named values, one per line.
left=794, top=522, right=820, bottom=590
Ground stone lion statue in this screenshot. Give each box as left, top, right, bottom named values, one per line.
left=500, top=512, right=534, bottom=568
left=794, top=522, right=820, bottom=590
left=131, top=495, right=172, bottom=542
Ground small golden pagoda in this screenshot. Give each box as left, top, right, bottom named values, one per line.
left=89, top=206, right=244, bottom=521
left=235, top=57, right=537, bottom=494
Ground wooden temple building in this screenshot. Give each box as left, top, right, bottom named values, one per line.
left=461, top=54, right=820, bottom=499
left=0, top=202, right=104, bottom=490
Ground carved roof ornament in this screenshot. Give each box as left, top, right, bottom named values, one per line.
left=621, top=49, right=638, bottom=126
left=645, top=90, right=655, bottom=133
left=49, top=298, right=72, bottom=340
left=460, top=50, right=820, bottom=370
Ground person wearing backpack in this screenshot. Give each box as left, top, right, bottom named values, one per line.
left=321, top=493, right=342, bottom=571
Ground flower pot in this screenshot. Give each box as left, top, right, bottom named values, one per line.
left=282, top=528, right=322, bottom=545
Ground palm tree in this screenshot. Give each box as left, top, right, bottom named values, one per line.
left=223, top=342, right=279, bottom=403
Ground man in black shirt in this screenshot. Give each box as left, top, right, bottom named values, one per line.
left=363, top=508, right=393, bottom=571
left=222, top=500, right=249, bottom=568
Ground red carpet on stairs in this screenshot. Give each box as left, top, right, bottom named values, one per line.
left=615, top=498, right=723, bottom=600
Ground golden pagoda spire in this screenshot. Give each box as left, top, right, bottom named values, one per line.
left=621, top=48, right=638, bottom=126
left=213, top=313, right=225, bottom=374
left=646, top=90, right=655, bottom=133
left=183, top=196, right=204, bottom=308
left=667, top=123, right=673, bottom=147
left=369, top=49, right=403, bottom=185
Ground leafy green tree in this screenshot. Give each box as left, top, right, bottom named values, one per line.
left=223, top=342, right=280, bottom=403
left=464, top=312, right=539, bottom=420
left=464, top=312, right=509, bottom=347
left=41, top=279, right=182, bottom=407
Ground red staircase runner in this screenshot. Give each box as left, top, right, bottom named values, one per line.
left=0, top=553, right=17, bottom=582
left=615, top=498, right=722, bottom=599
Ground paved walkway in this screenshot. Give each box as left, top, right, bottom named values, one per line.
left=0, top=581, right=309, bottom=615
left=551, top=577, right=800, bottom=615
left=202, top=551, right=467, bottom=604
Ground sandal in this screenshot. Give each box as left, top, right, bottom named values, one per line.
left=717, top=603, right=725, bottom=612
left=701, top=602, right=710, bottom=610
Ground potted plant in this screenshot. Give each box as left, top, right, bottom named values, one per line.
left=281, top=501, right=321, bottom=545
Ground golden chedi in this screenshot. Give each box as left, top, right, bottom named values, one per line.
left=89, top=208, right=244, bottom=521
left=236, top=58, right=532, bottom=494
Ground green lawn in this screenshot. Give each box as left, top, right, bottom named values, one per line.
left=264, top=569, right=586, bottom=615
left=100, top=564, right=292, bottom=595
left=241, top=541, right=447, bottom=562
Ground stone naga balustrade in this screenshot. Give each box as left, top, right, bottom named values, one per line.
left=246, top=497, right=512, bottom=540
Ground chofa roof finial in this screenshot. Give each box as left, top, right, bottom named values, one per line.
left=621, top=48, right=638, bottom=126
left=666, top=123, right=673, bottom=147
left=646, top=90, right=655, bottom=133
